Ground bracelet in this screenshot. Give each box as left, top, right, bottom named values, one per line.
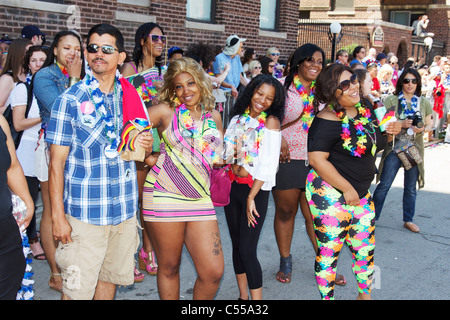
left=69, top=77, right=80, bottom=87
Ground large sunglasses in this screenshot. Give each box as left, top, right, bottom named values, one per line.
left=403, top=78, right=418, bottom=84
left=270, top=53, right=280, bottom=56
left=86, top=44, right=119, bottom=54
left=149, top=34, right=166, bottom=44
left=337, top=73, right=358, bottom=91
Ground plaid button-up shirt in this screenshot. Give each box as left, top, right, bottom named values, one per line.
left=46, top=80, right=138, bottom=226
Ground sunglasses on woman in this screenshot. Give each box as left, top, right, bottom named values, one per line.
left=149, top=34, right=166, bottom=44
left=270, top=53, right=280, bottom=56
left=403, top=78, right=418, bottom=84
left=86, top=44, right=118, bottom=54
left=337, top=73, right=358, bottom=91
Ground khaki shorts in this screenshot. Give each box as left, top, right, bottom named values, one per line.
left=55, top=215, right=140, bottom=300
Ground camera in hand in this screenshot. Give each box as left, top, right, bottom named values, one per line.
left=407, top=111, right=424, bottom=128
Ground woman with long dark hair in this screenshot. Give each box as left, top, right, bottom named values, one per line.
left=373, top=68, right=433, bottom=233
left=0, top=38, right=31, bottom=114
left=223, top=74, right=285, bottom=300
left=272, top=43, right=329, bottom=284
left=33, top=30, right=84, bottom=292
left=9, top=45, right=48, bottom=260
left=306, top=63, right=398, bottom=299
left=121, top=22, right=167, bottom=281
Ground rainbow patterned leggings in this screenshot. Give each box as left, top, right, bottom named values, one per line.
left=305, top=169, right=375, bottom=300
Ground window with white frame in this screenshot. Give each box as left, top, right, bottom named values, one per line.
left=260, top=0, right=279, bottom=31
left=331, top=0, right=354, bottom=11
left=186, top=0, right=214, bottom=23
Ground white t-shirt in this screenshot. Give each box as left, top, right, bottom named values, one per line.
left=10, top=82, right=41, bottom=177
left=224, top=114, right=281, bottom=190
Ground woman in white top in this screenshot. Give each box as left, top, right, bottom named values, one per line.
left=223, top=74, right=285, bottom=300
left=0, top=38, right=31, bottom=114
left=10, top=45, right=47, bottom=260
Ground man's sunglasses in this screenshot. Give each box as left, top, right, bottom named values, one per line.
left=149, top=34, right=166, bottom=44
left=403, top=78, right=418, bottom=84
left=337, top=73, right=358, bottom=91
left=86, top=44, right=119, bottom=54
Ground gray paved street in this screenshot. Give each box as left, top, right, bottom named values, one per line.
left=29, top=141, right=450, bottom=301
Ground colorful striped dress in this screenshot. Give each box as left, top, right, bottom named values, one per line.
left=142, top=106, right=222, bottom=222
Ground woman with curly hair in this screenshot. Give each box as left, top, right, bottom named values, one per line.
left=306, top=63, right=399, bottom=299
left=223, top=74, right=285, bottom=300
left=142, top=57, right=224, bottom=299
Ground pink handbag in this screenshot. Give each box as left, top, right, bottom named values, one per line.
left=210, top=165, right=231, bottom=207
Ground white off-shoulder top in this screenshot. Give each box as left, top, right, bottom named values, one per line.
left=224, top=114, right=281, bottom=190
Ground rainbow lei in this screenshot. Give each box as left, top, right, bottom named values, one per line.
left=56, top=61, right=69, bottom=78
left=293, top=74, right=315, bottom=132
left=238, top=107, right=267, bottom=165
left=335, top=102, right=372, bottom=157
left=137, top=81, right=158, bottom=103
left=177, top=104, right=219, bottom=163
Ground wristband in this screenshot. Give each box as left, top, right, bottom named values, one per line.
left=69, top=77, right=80, bottom=87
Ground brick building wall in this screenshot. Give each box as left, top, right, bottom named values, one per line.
left=298, top=0, right=449, bottom=65
left=0, top=0, right=300, bottom=63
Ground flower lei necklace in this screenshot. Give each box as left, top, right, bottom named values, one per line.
left=137, top=81, right=158, bottom=103
left=84, top=69, right=122, bottom=149
left=398, top=91, right=419, bottom=118
left=334, top=102, right=373, bottom=157
left=293, top=74, right=315, bottom=132
left=177, top=103, right=219, bottom=163
left=237, top=107, right=267, bottom=165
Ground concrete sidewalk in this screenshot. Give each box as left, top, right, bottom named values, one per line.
left=28, top=142, right=450, bottom=301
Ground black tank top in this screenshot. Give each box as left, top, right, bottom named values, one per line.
left=0, top=124, right=12, bottom=220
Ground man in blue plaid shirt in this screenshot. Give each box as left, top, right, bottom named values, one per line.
left=46, top=24, right=153, bottom=300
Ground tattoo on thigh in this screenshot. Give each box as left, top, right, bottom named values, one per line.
left=212, top=232, right=222, bottom=256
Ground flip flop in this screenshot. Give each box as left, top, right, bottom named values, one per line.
left=29, top=239, right=46, bottom=260
left=276, top=254, right=292, bottom=284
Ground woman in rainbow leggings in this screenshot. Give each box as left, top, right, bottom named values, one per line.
left=306, top=64, right=401, bottom=300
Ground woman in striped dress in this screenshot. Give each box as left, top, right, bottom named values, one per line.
left=142, top=57, right=224, bottom=300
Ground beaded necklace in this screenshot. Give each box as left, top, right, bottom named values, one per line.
left=293, top=74, right=315, bottom=132
left=84, top=72, right=121, bottom=149
left=334, top=102, right=374, bottom=157
left=236, top=107, right=267, bottom=165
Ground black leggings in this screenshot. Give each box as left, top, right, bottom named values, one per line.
left=224, top=182, right=269, bottom=290
left=25, top=176, right=40, bottom=240
left=0, top=213, right=26, bottom=300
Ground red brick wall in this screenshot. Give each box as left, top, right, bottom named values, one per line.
left=0, top=0, right=300, bottom=63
